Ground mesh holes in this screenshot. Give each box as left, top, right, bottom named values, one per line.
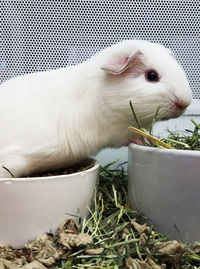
left=0, top=0, right=199, bottom=98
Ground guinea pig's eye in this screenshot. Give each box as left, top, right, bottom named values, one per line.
left=145, top=70, right=159, bottom=82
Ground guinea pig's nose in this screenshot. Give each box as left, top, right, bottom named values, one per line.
left=175, top=98, right=189, bottom=110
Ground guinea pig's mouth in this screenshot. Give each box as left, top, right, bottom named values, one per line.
left=160, top=96, right=190, bottom=120
left=164, top=111, right=184, bottom=120
left=161, top=105, right=187, bottom=120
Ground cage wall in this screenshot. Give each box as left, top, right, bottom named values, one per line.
left=1, top=1, right=199, bottom=96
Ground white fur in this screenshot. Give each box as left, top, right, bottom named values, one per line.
left=0, top=40, right=192, bottom=177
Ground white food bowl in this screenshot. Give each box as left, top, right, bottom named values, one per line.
left=128, top=143, right=200, bottom=243
left=0, top=159, right=99, bottom=248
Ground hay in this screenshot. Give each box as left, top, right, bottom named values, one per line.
left=0, top=165, right=199, bottom=268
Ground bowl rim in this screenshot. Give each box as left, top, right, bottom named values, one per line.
left=0, top=159, right=99, bottom=182
left=129, top=142, right=200, bottom=156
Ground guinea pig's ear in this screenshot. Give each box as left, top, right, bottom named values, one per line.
left=101, top=51, right=143, bottom=75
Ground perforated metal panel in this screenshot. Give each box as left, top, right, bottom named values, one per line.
left=1, top=0, right=199, bottom=98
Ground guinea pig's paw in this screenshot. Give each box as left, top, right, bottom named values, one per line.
left=129, top=136, right=144, bottom=146
left=129, top=136, right=153, bottom=146
left=131, top=137, right=143, bottom=145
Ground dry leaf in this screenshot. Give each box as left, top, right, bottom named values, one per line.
left=0, top=245, right=26, bottom=268
left=0, top=246, right=17, bottom=260
left=131, top=219, right=150, bottom=234
left=139, top=232, right=148, bottom=245
left=59, top=233, right=92, bottom=249
left=22, top=261, right=48, bottom=269
left=0, top=257, right=25, bottom=269
left=26, top=234, right=60, bottom=266
left=155, top=240, right=187, bottom=264
left=0, top=260, right=15, bottom=269
left=121, top=228, right=131, bottom=239
left=0, top=259, right=22, bottom=269
left=58, top=218, right=79, bottom=234
left=194, top=245, right=200, bottom=254
left=0, top=262, right=4, bottom=269
left=147, top=256, right=166, bottom=269
left=126, top=258, right=148, bottom=268
left=85, top=247, right=104, bottom=255
left=156, top=240, right=187, bottom=255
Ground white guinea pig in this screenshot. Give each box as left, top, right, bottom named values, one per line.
left=0, top=40, right=192, bottom=177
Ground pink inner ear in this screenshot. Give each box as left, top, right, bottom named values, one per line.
left=109, top=56, right=129, bottom=71
left=104, top=56, right=129, bottom=73
left=118, top=56, right=129, bottom=66
left=102, top=51, right=144, bottom=75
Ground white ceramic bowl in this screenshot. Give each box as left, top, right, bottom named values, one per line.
left=0, top=160, right=99, bottom=248
left=128, top=143, right=200, bottom=243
